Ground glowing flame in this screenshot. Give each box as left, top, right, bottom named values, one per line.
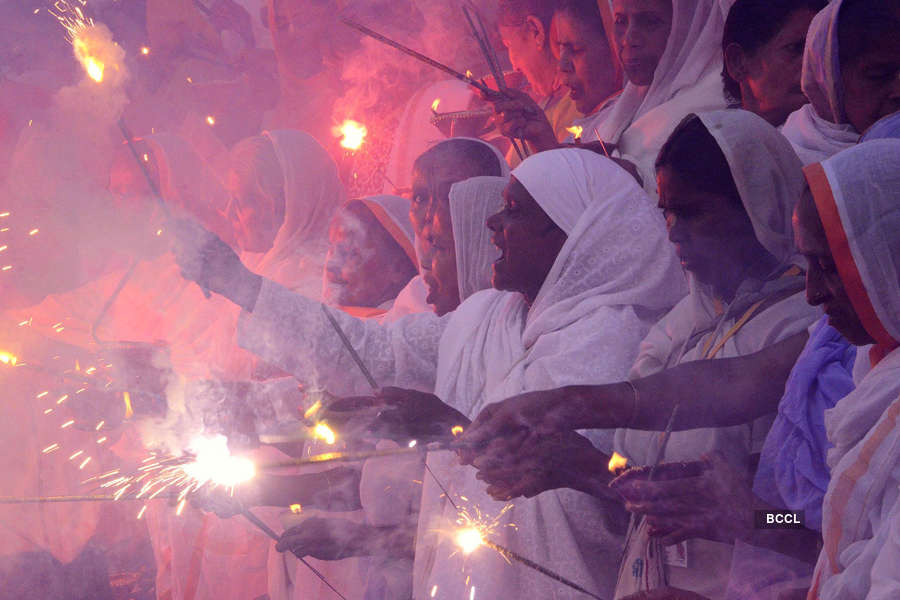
left=141, top=46, right=150, bottom=55
left=451, top=425, right=464, bottom=437
left=206, top=115, right=216, bottom=126
left=290, top=503, right=303, bottom=514
left=465, top=69, right=474, bottom=79
left=182, top=435, right=256, bottom=488
left=566, top=125, right=584, bottom=140
left=431, top=98, right=441, bottom=112
left=73, top=37, right=104, bottom=82
left=455, top=527, right=485, bottom=555
left=123, top=391, right=134, bottom=419
left=303, top=399, right=323, bottom=420
left=0, top=351, right=18, bottom=366
left=313, top=423, right=337, bottom=445
left=608, top=452, right=628, bottom=473
left=333, top=120, right=368, bottom=151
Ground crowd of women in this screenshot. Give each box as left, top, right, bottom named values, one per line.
left=1, top=0, right=899, bottom=599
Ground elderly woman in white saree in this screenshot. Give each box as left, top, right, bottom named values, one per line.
left=781, top=0, right=900, bottom=165
left=800, top=140, right=900, bottom=599
left=611, top=110, right=820, bottom=599
left=171, top=148, right=686, bottom=598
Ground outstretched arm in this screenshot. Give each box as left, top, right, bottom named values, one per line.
left=460, top=331, right=808, bottom=447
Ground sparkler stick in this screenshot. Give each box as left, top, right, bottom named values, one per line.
left=258, top=443, right=453, bottom=469
left=341, top=19, right=501, bottom=99
left=461, top=4, right=527, bottom=161
left=482, top=539, right=606, bottom=599
left=0, top=493, right=174, bottom=504
left=241, top=509, right=348, bottom=600
left=320, top=304, right=379, bottom=391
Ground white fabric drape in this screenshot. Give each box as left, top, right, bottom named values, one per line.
left=243, top=130, right=346, bottom=297
left=805, top=140, right=900, bottom=599
left=414, top=149, right=687, bottom=600
left=617, top=111, right=820, bottom=599
left=781, top=0, right=860, bottom=165
left=448, top=176, right=506, bottom=302
left=592, top=0, right=733, bottom=194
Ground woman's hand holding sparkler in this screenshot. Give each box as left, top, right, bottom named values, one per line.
left=610, top=453, right=754, bottom=546
left=170, top=219, right=262, bottom=311
left=485, top=88, right=559, bottom=154
left=324, top=387, right=470, bottom=445
left=466, top=429, right=617, bottom=502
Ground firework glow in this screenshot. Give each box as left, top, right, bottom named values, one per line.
left=333, top=120, right=368, bottom=151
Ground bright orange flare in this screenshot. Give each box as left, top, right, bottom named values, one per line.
left=455, top=527, right=485, bottom=555
left=451, top=425, right=464, bottom=437
left=333, top=120, right=368, bottom=151
left=608, top=451, right=628, bottom=473
left=73, top=37, right=104, bottom=82
left=206, top=115, right=216, bottom=126
left=313, top=422, right=337, bottom=445
left=0, top=351, right=17, bottom=366
left=431, top=98, right=441, bottom=112
left=566, top=125, right=583, bottom=140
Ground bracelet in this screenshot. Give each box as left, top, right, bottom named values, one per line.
left=624, top=380, right=639, bottom=428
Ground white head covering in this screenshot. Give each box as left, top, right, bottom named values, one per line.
left=806, top=139, right=900, bottom=363
left=697, top=110, right=806, bottom=268
left=517, top=149, right=687, bottom=329
left=356, top=194, right=417, bottom=268
left=802, top=0, right=846, bottom=125
left=595, top=0, right=733, bottom=144
left=782, top=0, right=860, bottom=164
left=513, top=148, right=617, bottom=234
left=448, top=176, right=506, bottom=302
left=245, top=130, right=346, bottom=292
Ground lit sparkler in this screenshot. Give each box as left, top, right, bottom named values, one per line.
left=50, top=1, right=122, bottom=86
left=566, top=125, right=584, bottom=141
left=608, top=451, right=628, bottom=473
left=312, top=422, right=337, bottom=445
left=87, top=434, right=255, bottom=520
left=333, top=120, right=368, bottom=151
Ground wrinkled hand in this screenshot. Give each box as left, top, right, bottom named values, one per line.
left=275, top=516, right=367, bottom=561
left=457, top=388, right=570, bottom=454
left=366, top=387, right=469, bottom=444
left=485, top=88, right=558, bottom=152
left=170, top=219, right=260, bottom=309
left=610, top=453, right=754, bottom=546
left=470, top=430, right=608, bottom=501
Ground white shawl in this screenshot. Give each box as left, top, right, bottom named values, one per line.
left=244, top=130, right=346, bottom=296
left=414, top=149, right=686, bottom=600
left=594, top=0, right=733, bottom=195
left=805, top=140, right=900, bottom=599
left=781, top=0, right=860, bottom=165
left=449, top=176, right=506, bottom=302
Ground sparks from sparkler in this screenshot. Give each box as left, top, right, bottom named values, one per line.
left=449, top=501, right=515, bottom=557
left=92, top=434, right=256, bottom=520
left=333, top=120, right=367, bottom=151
